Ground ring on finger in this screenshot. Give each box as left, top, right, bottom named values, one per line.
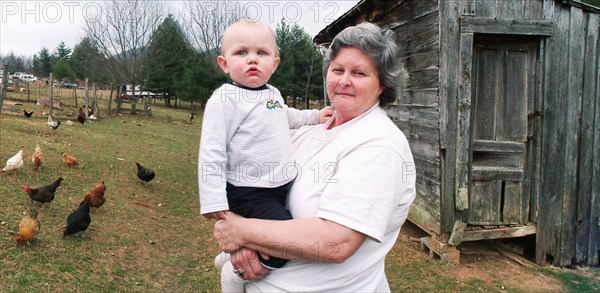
left=232, top=268, right=246, bottom=278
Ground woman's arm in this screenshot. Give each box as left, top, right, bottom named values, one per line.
left=214, top=212, right=366, bottom=263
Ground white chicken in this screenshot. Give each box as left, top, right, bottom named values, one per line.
left=2, top=150, right=24, bottom=173
left=48, top=116, right=61, bottom=130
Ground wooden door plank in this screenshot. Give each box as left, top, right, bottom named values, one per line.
left=473, top=49, right=499, bottom=140
left=501, top=51, right=528, bottom=142
left=469, top=180, right=501, bottom=224
left=503, top=181, right=523, bottom=224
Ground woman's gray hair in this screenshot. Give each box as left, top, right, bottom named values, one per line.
left=323, top=22, right=406, bottom=107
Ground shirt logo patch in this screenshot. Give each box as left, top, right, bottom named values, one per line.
left=266, top=100, right=282, bottom=110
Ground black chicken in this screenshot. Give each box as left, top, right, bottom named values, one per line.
left=23, top=109, right=33, bottom=118
left=136, top=162, right=155, bottom=186
left=62, top=200, right=91, bottom=238
left=25, top=177, right=64, bottom=207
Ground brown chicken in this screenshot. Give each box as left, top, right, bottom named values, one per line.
left=77, top=106, right=93, bottom=125
left=61, top=152, right=79, bottom=167
left=32, top=144, right=43, bottom=170
left=16, top=207, right=41, bottom=244
left=80, top=181, right=107, bottom=209
left=26, top=177, right=64, bottom=207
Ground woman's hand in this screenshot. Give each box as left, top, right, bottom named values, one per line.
left=214, top=212, right=245, bottom=252
left=230, top=248, right=271, bottom=281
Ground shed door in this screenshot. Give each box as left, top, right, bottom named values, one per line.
left=468, top=36, right=538, bottom=225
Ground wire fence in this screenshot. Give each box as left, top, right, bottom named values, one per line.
left=0, top=79, right=114, bottom=120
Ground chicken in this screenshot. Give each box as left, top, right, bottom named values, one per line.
left=62, top=201, right=91, bottom=238
left=2, top=150, right=24, bottom=173
left=23, top=109, right=33, bottom=118
left=135, top=162, right=155, bottom=186
left=79, top=181, right=107, bottom=209
left=77, top=106, right=93, bottom=125
left=32, top=144, right=43, bottom=170
left=16, top=207, right=41, bottom=244
left=25, top=177, right=64, bottom=207
left=48, top=115, right=61, bottom=130
left=61, top=152, right=79, bottom=167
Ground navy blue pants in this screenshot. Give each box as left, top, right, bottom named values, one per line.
left=226, top=182, right=292, bottom=268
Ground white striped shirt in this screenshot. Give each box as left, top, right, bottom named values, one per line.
left=198, top=83, right=319, bottom=214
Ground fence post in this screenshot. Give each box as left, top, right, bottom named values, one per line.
left=93, top=82, right=98, bottom=117
left=0, top=65, right=8, bottom=114
left=49, top=73, right=54, bottom=117
left=108, top=83, right=114, bottom=117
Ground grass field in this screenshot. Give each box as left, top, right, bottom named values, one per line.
left=1, top=95, right=599, bottom=292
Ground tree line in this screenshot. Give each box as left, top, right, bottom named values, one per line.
left=0, top=0, right=324, bottom=109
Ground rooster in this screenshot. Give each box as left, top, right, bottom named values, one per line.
left=135, top=162, right=155, bottom=186
left=2, top=150, right=24, bottom=173
left=48, top=115, right=61, bottom=130
left=32, top=144, right=43, bottom=170
left=25, top=177, right=64, bottom=207
left=61, top=152, right=79, bottom=167
left=62, top=201, right=91, bottom=238
left=16, top=207, right=41, bottom=244
left=23, top=109, right=33, bottom=118
left=80, top=181, right=107, bottom=209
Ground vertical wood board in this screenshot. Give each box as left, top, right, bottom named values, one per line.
left=537, top=5, right=570, bottom=265
left=560, top=6, right=584, bottom=266
left=455, top=33, right=474, bottom=211
left=439, top=0, right=460, bottom=232
left=580, top=12, right=600, bottom=266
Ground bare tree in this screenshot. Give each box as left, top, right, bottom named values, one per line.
left=83, top=0, right=165, bottom=114
left=182, top=1, right=243, bottom=56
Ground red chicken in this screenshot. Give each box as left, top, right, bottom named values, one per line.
left=61, top=152, right=79, bottom=167
left=32, top=144, right=43, bottom=170
left=16, top=207, right=40, bottom=244
left=80, top=181, right=107, bottom=209
left=25, top=177, right=64, bottom=207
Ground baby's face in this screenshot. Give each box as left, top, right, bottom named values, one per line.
left=218, top=21, right=280, bottom=88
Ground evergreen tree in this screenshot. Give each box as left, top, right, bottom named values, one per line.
left=271, top=20, right=324, bottom=108
left=175, top=55, right=227, bottom=107
left=72, top=37, right=109, bottom=82
left=142, top=14, right=195, bottom=107
left=32, top=47, right=53, bottom=77
left=55, top=41, right=72, bottom=62
left=53, top=59, right=76, bottom=82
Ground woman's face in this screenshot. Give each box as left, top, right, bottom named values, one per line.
left=326, top=47, right=383, bottom=122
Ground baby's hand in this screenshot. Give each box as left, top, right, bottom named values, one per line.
left=203, top=210, right=228, bottom=220
left=319, top=106, right=334, bottom=123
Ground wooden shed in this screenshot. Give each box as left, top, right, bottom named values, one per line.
left=315, top=0, right=599, bottom=266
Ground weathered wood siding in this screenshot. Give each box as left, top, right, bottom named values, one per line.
left=378, top=0, right=442, bottom=234
left=537, top=2, right=600, bottom=267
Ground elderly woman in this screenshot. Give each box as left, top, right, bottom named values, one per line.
left=213, top=22, right=416, bottom=292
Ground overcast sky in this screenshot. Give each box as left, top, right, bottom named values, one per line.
left=0, top=1, right=357, bottom=58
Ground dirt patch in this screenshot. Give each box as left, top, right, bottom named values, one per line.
left=397, top=221, right=565, bottom=292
